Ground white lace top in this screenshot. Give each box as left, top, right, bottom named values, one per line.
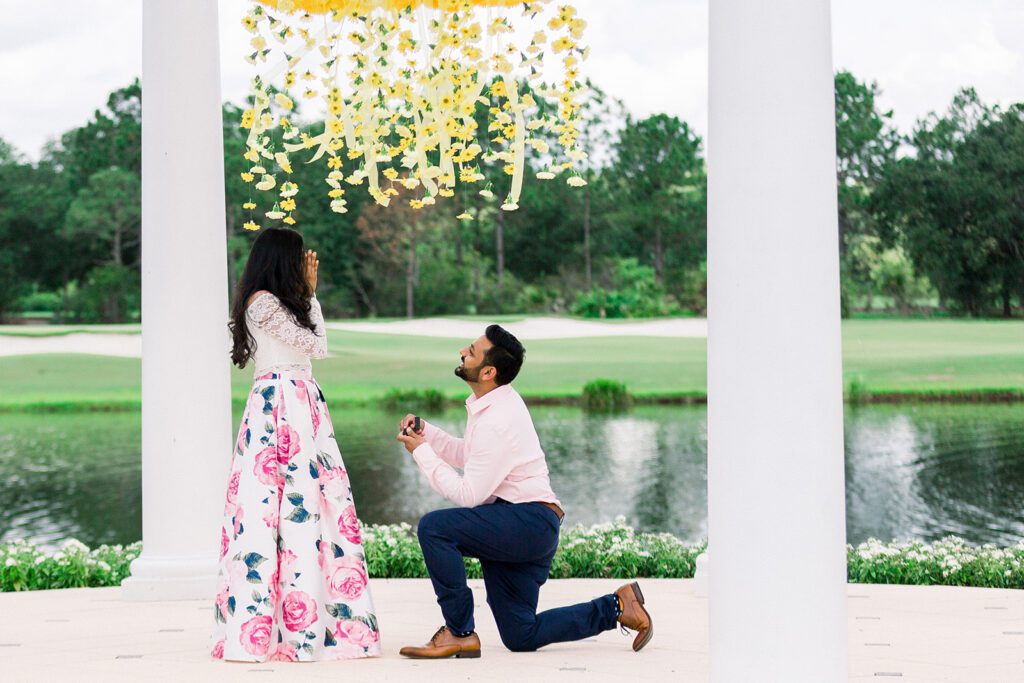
left=246, top=291, right=327, bottom=377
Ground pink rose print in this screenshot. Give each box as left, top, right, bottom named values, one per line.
left=334, top=618, right=378, bottom=649
left=295, top=382, right=321, bottom=436
left=322, top=554, right=369, bottom=601
left=268, top=641, right=298, bottom=662
left=253, top=446, right=279, bottom=487
left=235, top=422, right=248, bottom=454
left=310, top=405, right=321, bottom=438
left=333, top=618, right=379, bottom=657
left=282, top=590, right=318, bottom=632
left=226, top=558, right=248, bottom=587
left=268, top=569, right=281, bottom=609
left=318, top=490, right=336, bottom=524
left=239, top=615, right=273, bottom=656
left=276, top=423, right=300, bottom=464
left=214, top=580, right=231, bottom=621
left=318, top=541, right=331, bottom=568
left=213, top=377, right=379, bottom=662
left=337, top=506, right=362, bottom=544
left=246, top=388, right=265, bottom=419
left=225, top=470, right=240, bottom=508
left=280, top=549, right=299, bottom=584
left=276, top=387, right=286, bottom=421
left=320, top=466, right=350, bottom=501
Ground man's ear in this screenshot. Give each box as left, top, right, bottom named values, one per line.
left=482, top=365, right=497, bottom=383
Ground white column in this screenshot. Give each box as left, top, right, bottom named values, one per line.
left=122, top=0, right=232, bottom=601
left=706, top=1, right=847, bottom=680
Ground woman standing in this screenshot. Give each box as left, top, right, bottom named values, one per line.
left=211, top=228, right=381, bottom=662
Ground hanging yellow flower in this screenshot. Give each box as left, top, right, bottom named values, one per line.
left=238, top=0, right=589, bottom=227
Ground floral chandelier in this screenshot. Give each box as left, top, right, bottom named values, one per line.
left=239, top=0, right=589, bottom=230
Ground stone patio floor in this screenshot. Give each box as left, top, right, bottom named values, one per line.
left=2, top=579, right=1023, bottom=682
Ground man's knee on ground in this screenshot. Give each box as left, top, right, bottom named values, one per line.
left=497, top=622, right=539, bottom=652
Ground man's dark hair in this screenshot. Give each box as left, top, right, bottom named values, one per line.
left=483, top=324, right=525, bottom=386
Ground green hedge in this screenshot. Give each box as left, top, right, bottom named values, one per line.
left=581, top=379, right=633, bottom=413
left=363, top=518, right=703, bottom=580
left=847, top=536, right=1024, bottom=588
left=4, top=524, right=1024, bottom=592
left=1, top=539, right=140, bottom=591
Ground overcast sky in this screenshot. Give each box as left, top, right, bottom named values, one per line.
left=1, top=0, right=1021, bottom=159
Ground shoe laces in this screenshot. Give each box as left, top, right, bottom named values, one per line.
left=619, top=624, right=631, bottom=636
left=430, top=625, right=448, bottom=644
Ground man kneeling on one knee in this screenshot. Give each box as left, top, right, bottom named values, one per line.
left=396, top=325, right=653, bottom=659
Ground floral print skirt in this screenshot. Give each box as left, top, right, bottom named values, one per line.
left=211, top=371, right=382, bottom=662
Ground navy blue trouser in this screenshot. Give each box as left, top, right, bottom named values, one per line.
left=417, top=500, right=620, bottom=652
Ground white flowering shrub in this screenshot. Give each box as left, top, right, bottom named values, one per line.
left=549, top=517, right=703, bottom=579
left=0, top=538, right=140, bottom=591
left=7, top=530, right=1023, bottom=592
left=363, top=516, right=704, bottom=580
left=847, top=537, right=1024, bottom=588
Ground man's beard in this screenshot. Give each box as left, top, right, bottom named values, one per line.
left=454, top=359, right=482, bottom=382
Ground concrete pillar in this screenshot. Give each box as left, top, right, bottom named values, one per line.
left=122, top=0, right=232, bottom=601
left=706, top=0, right=847, bottom=680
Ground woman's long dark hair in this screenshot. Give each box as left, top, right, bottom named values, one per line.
left=229, top=228, right=317, bottom=368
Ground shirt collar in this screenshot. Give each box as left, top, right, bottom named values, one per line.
left=465, top=384, right=513, bottom=416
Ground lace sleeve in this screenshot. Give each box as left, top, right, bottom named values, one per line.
left=247, top=292, right=328, bottom=359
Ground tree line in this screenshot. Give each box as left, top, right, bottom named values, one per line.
left=0, top=73, right=1020, bottom=322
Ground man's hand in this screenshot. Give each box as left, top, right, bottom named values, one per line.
left=397, top=429, right=426, bottom=454
left=399, top=413, right=425, bottom=436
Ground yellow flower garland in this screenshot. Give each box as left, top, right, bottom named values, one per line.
left=261, top=0, right=523, bottom=11
left=239, top=0, right=588, bottom=228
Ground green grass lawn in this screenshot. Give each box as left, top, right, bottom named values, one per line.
left=0, top=324, right=141, bottom=337
left=0, top=319, right=1020, bottom=410
left=841, top=319, right=1023, bottom=391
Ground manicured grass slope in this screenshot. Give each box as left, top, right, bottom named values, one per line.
left=841, top=319, right=1024, bottom=391
left=0, top=320, right=1020, bottom=409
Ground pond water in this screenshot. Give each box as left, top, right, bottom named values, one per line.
left=1, top=403, right=1022, bottom=549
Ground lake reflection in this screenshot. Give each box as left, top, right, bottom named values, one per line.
left=844, top=404, right=1024, bottom=545
left=1, top=403, right=1022, bottom=549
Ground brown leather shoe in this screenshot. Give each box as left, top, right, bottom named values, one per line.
left=399, top=625, right=482, bottom=659
left=616, top=582, right=654, bottom=652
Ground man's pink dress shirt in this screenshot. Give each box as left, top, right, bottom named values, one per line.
left=411, top=384, right=561, bottom=509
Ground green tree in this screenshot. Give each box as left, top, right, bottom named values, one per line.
left=63, top=167, right=141, bottom=321
left=606, top=114, right=706, bottom=289
left=874, top=90, right=1022, bottom=316
left=954, top=103, right=1024, bottom=315
left=571, top=257, right=681, bottom=319
left=28, top=81, right=143, bottom=320
left=65, top=167, right=141, bottom=267
left=0, top=139, right=29, bottom=318
left=0, top=139, right=73, bottom=320
left=834, top=71, right=905, bottom=316
left=868, top=242, right=933, bottom=313
left=49, top=80, right=141, bottom=195
left=572, top=82, right=627, bottom=289
left=834, top=71, right=899, bottom=252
